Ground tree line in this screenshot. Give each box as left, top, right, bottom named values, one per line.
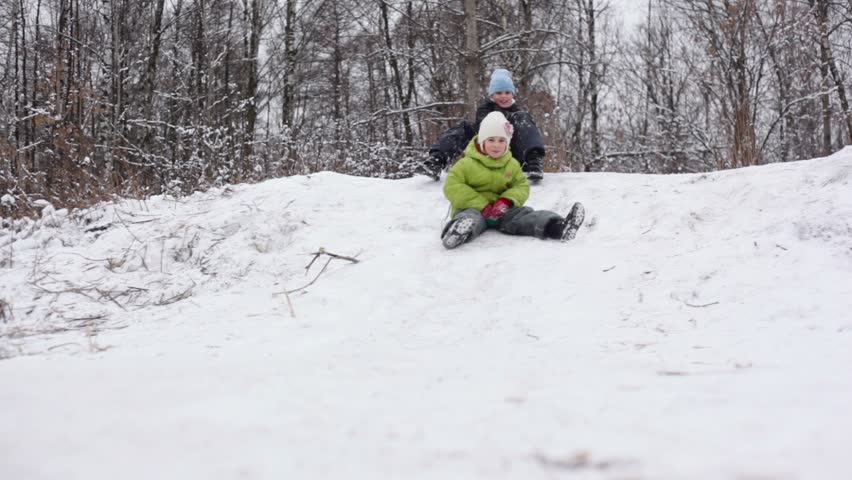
left=1, top=0, right=851, bottom=217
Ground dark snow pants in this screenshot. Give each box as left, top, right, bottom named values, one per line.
left=429, top=112, right=545, bottom=168
left=442, top=206, right=562, bottom=242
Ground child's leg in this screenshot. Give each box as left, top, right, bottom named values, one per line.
left=497, top=207, right=561, bottom=239
left=429, top=120, right=476, bottom=168
left=553, top=202, right=585, bottom=241
left=508, top=112, right=545, bottom=169
left=441, top=208, right=488, bottom=249
left=518, top=202, right=585, bottom=241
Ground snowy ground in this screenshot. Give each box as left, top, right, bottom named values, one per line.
left=2, top=147, right=852, bottom=479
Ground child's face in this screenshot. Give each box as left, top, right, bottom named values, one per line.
left=491, top=91, right=514, bottom=108
left=483, top=137, right=508, bottom=158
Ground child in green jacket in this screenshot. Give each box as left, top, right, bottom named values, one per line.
left=441, top=111, right=584, bottom=249
left=420, top=69, right=546, bottom=181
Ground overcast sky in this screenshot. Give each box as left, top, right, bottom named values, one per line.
left=610, top=0, right=645, bottom=28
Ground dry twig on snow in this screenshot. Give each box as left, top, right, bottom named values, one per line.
left=274, top=248, right=362, bottom=317
left=303, top=247, right=360, bottom=274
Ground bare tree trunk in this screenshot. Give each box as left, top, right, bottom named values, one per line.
left=733, top=1, right=757, bottom=166
left=56, top=0, right=68, bottom=121
left=244, top=0, right=263, bottom=164
left=282, top=0, right=296, bottom=129
left=19, top=0, right=29, bottom=166
left=225, top=1, right=235, bottom=168
left=72, top=0, right=82, bottom=128
left=817, top=27, right=832, bottom=154
left=405, top=1, right=417, bottom=140
left=66, top=0, right=75, bottom=123
left=463, top=0, right=480, bottom=112
left=193, top=0, right=208, bottom=120
left=380, top=1, right=412, bottom=143
left=331, top=2, right=343, bottom=139
left=108, top=0, right=127, bottom=181
left=810, top=0, right=852, bottom=145
left=32, top=0, right=42, bottom=173
left=517, top=0, right=534, bottom=91
left=189, top=0, right=209, bottom=179
left=641, top=0, right=652, bottom=143
left=142, top=0, right=166, bottom=119
left=692, top=0, right=758, bottom=167
left=165, top=0, right=184, bottom=184
left=12, top=0, right=21, bottom=177
left=755, top=4, right=791, bottom=162
left=366, top=55, right=377, bottom=142
left=586, top=0, right=600, bottom=162
left=572, top=1, right=587, bottom=169
left=142, top=0, right=166, bottom=158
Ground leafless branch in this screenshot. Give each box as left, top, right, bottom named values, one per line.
left=289, top=257, right=333, bottom=294
left=285, top=248, right=361, bottom=295
left=684, top=301, right=719, bottom=308
left=156, top=282, right=196, bottom=306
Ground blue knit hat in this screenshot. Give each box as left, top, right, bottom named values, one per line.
left=488, top=69, right=516, bottom=96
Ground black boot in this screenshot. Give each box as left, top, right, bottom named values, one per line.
left=416, top=155, right=444, bottom=181
left=545, top=202, right=585, bottom=241
left=523, top=153, right=544, bottom=182
left=441, top=216, right=476, bottom=249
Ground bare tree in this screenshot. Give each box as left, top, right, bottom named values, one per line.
left=463, top=0, right=480, bottom=112
left=808, top=0, right=852, bottom=147
left=243, top=0, right=264, bottom=165
left=2, top=0, right=851, bottom=218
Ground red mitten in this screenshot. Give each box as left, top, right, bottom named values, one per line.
left=490, top=197, right=512, bottom=218
left=481, top=203, right=495, bottom=218
left=484, top=197, right=512, bottom=225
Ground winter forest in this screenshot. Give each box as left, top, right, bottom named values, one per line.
left=1, top=0, right=851, bottom=218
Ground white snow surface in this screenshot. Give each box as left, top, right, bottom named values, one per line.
left=2, top=148, right=852, bottom=479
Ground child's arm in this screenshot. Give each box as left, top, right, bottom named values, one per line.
left=499, top=162, right=530, bottom=207
left=473, top=102, right=495, bottom=130
left=443, top=160, right=490, bottom=212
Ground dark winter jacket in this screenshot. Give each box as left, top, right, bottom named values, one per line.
left=430, top=99, right=544, bottom=167
left=474, top=100, right=522, bottom=131
left=444, top=137, right=530, bottom=216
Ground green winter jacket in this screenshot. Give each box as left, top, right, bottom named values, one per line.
left=444, top=137, right=530, bottom=215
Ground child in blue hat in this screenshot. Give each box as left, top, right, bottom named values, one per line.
left=419, top=69, right=546, bottom=182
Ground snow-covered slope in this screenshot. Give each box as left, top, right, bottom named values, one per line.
left=2, top=147, right=852, bottom=479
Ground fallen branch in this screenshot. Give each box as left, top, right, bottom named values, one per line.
left=283, top=291, right=296, bottom=318
left=86, top=321, right=111, bottom=353
left=684, top=301, right=719, bottom=308
left=304, top=247, right=359, bottom=274
left=31, top=282, right=99, bottom=301
left=287, top=248, right=360, bottom=294
left=532, top=451, right=630, bottom=471
left=321, top=250, right=360, bottom=263
left=156, top=282, right=195, bottom=306
left=65, top=314, right=109, bottom=323
left=47, top=342, right=82, bottom=351
left=84, top=224, right=111, bottom=233
left=113, top=210, right=142, bottom=243
left=290, top=257, right=333, bottom=293
left=96, top=288, right=128, bottom=311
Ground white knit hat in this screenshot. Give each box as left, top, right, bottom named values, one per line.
left=477, top=111, right=514, bottom=151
